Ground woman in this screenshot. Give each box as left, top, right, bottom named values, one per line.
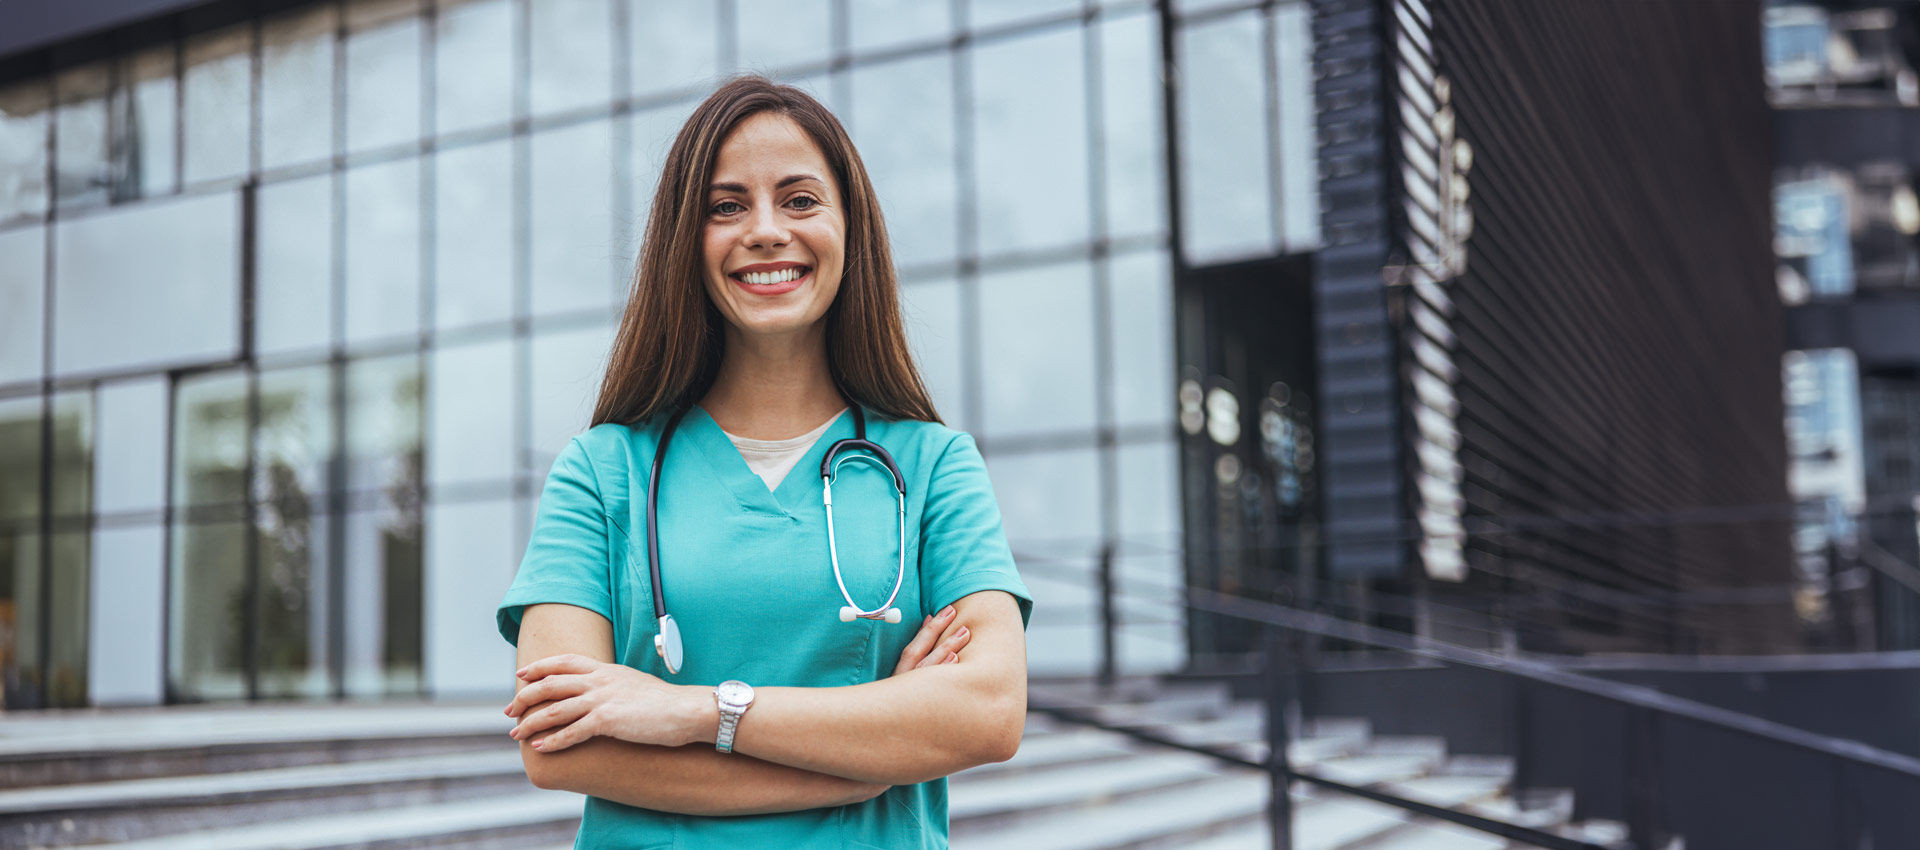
left=495, top=75, right=1032, bottom=849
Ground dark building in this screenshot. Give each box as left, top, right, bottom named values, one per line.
left=1180, top=0, right=1802, bottom=659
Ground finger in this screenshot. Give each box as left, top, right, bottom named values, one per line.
left=916, top=625, right=970, bottom=669
left=513, top=697, right=592, bottom=741
left=892, top=615, right=942, bottom=676
left=517, top=654, right=597, bottom=682
left=506, top=674, right=589, bottom=717
left=532, top=715, right=592, bottom=753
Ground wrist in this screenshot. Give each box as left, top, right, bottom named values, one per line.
left=682, top=684, right=720, bottom=745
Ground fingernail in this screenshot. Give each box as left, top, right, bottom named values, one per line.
left=531, top=740, right=544, bottom=750
left=946, top=651, right=959, bottom=663
left=515, top=668, right=528, bottom=678
left=938, top=605, right=955, bottom=620
left=955, top=627, right=969, bottom=640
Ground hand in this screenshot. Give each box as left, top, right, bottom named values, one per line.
left=891, top=604, right=970, bottom=677
left=506, top=654, right=712, bottom=753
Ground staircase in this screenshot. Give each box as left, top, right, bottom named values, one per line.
left=0, top=686, right=1628, bottom=850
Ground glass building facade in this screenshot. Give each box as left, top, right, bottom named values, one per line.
left=0, top=0, right=1322, bottom=708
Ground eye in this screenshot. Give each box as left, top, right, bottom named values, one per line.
left=711, top=200, right=744, bottom=216
left=786, top=195, right=818, bottom=211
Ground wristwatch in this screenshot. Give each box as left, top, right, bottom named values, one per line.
left=713, top=680, right=755, bottom=754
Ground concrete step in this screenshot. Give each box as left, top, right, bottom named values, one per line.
left=83, top=789, right=582, bottom=850
left=959, top=727, right=1143, bottom=780
left=0, top=748, right=530, bottom=847
left=951, top=749, right=1237, bottom=830
left=0, top=702, right=511, bottom=789
left=952, top=770, right=1270, bottom=850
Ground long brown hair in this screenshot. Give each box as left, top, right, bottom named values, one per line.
left=591, top=76, right=941, bottom=428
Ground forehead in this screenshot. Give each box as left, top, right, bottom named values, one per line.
left=711, top=112, right=835, bottom=187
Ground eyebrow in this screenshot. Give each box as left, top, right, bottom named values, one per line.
left=708, top=174, right=824, bottom=194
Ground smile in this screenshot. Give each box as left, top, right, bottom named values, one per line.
left=732, top=266, right=810, bottom=285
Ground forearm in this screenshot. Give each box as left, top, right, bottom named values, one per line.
left=523, top=706, right=887, bottom=815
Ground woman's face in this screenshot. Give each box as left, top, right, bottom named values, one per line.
left=701, top=112, right=847, bottom=343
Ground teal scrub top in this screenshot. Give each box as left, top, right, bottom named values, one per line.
left=497, top=406, right=1033, bottom=850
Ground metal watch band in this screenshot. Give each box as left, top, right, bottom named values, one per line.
left=714, top=681, right=753, bottom=754
left=716, top=710, right=741, bottom=753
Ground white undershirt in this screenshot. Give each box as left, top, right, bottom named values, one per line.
left=720, top=408, right=847, bottom=491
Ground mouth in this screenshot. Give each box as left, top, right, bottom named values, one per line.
left=729, top=265, right=811, bottom=286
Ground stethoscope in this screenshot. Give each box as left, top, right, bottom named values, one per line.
left=647, top=404, right=907, bottom=675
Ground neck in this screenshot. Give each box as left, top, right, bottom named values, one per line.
left=699, top=323, right=848, bottom=440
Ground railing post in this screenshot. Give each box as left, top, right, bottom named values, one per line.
left=1265, top=635, right=1296, bottom=850
left=1098, top=543, right=1116, bottom=689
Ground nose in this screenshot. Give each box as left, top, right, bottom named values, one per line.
left=742, top=201, right=790, bottom=249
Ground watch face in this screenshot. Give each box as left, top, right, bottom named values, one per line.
left=716, top=681, right=753, bottom=707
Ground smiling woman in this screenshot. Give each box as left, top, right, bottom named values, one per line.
left=495, top=76, right=1032, bottom=850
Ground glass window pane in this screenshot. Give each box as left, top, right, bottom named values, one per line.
left=88, top=523, right=166, bottom=705
left=0, top=80, right=51, bottom=225
left=183, top=25, right=254, bottom=186
left=257, top=172, right=337, bottom=356
left=429, top=338, right=515, bottom=488
left=435, top=0, right=515, bottom=136
left=434, top=138, right=514, bottom=329
left=733, top=0, right=833, bottom=73
left=531, top=0, right=614, bottom=116
left=898, top=276, right=966, bottom=428
left=531, top=120, right=618, bottom=317
left=849, top=0, right=950, bottom=52
left=971, top=26, right=1090, bottom=255
left=254, top=365, right=333, bottom=509
left=2, top=530, right=40, bottom=708
left=1118, top=437, right=1180, bottom=543
left=173, top=370, right=250, bottom=509
left=345, top=353, right=423, bottom=496
left=987, top=446, right=1101, bottom=558
left=629, top=0, right=719, bottom=98
left=53, top=62, right=112, bottom=210
left=342, top=507, right=421, bottom=697
left=978, top=260, right=1098, bottom=438
left=262, top=6, right=339, bottom=171
left=119, top=46, right=178, bottom=199
left=967, top=0, right=1079, bottom=30
left=628, top=98, right=699, bottom=237
left=167, top=519, right=248, bottom=700
left=49, top=391, right=90, bottom=519
left=1274, top=3, right=1317, bottom=250
left=1099, top=11, right=1167, bottom=240
left=47, top=530, right=89, bottom=707
left=0, top=225, right=46, bottom=386
left=346, top=8, right=424, bottom=153
left=0, top=396, right=40, bottom=522
left=1178, top=12, right=1274, bottom=263
left=850, top=52, right=957, bottom=269
left=95, top=377, right=170, bottom=516
left=529, top=322, right=614, bottom=468
left=53, top=190, right=243, bottom=376
left=344, top=156, right=422, bottom=345
left=1109, top=249, right=1173, bottom=428
left=424, top=498, right=516, bottom=695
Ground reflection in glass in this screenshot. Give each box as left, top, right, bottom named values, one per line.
left=849, top=0, right=950, bottom=52
left=629, top=0, right=718, bottom=98
left=897, top=277, right=966, bottom=428
left=256, top=173, right=336, bottom=355
left=173, top=370, right=249, bottom=509
left=168, top=519, right=248, bottom=700
left=1273, top=3, right=1319, bottom=249
left=344, top=354, right=423, bottom=697
left=1099, top=12, right=1167, bottom=240
left=0, top=397, right=42, bottom=522
left=50, top=392, right=91, bottom=519
left=54, top=63, right=112, bottom=210
left=0, top=227, right=45, bottom=386
left=434, top=138, right=514, bottom=330
left=254, top=367, right=333, bottom=699
left=850, top=53, right=957, bottom=268
left=531, top=121, right=617, bottom=317
left=1, top=532, right=39, bottom=709
left=262, top=6, right=338, bottom=170
left=1109, top=249, right=1174, bottom=427
left=436, top=0, right=514, bottom=136
left=47, top=531, right=88, bottom=707
left=978, top=260, right=1098, bottom=437
left=254, top=366, right=333, bottom=509
left=733, top=0, right=833, bottom=73
left=345, top=156, right=422, bottom=345
left=346, top=9, right=424, bottom=153
left=117, top=46, right=179, bottom=200
left=183, top=25, right=254, bottom=185
left=530, top=0, right=614, bottom=116
left=1178, top=13, right=1273, bottom=263
left=0, top=80, right=52, bottom=224
left=971, top=27, right=1090, bottom=255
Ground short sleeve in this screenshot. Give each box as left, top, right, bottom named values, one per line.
left=496, top=437, right=616, bottom=645
left=919, top=432, right=1033, bottom=627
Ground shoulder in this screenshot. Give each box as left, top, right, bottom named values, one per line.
left=866, top=414, right=975, bottom=465
left=552, top=421, right=662, bottom=505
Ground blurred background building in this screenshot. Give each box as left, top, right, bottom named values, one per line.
left=0, top=0, right=1914, bottom=721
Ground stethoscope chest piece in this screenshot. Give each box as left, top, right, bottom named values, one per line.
left=654, top=614, right=683, bottom=674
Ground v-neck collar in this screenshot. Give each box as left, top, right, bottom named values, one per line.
left=683, top=405, right=856, bottom=518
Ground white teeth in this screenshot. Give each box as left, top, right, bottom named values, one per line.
left=742, top=267, right=804, bottom=285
